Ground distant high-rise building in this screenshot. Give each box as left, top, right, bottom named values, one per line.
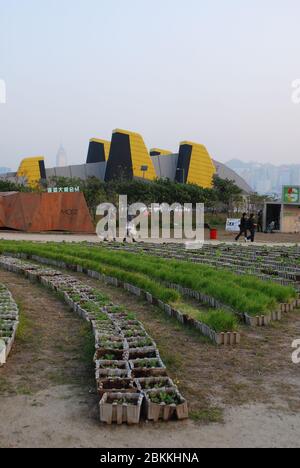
left=0, top=167, right=11, bottom=174
left=56, top=145, right=68, bottom=167
left=226, top=159, right=300, bottom=196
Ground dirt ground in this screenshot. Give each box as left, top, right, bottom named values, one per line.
left=0, top=269, right=300, bottom=448
left=0, top=230, right=300, bottom=245
left=206, top=228, right=300, bottom=244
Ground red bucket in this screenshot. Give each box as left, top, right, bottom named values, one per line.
left=210, top=229, right=218, bottom=240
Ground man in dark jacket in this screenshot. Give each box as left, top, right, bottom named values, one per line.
left=235, top=213, right=248, bottom=241
left=247, top=214, right=256, bottom=242
left=257, top=210, right=263, bottom=233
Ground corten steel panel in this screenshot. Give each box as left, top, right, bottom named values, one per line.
left=0, top=198, right=5, bottom=227
left=0, top=192, right=94, bottom=233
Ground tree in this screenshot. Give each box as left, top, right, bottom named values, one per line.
left=213, top=175, right=243, bottom=214
left=247, top=192, right=272, bottom=213
left=0, top=179, right=31, bottom=193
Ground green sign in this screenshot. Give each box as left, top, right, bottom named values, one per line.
left=283, top=186, right=300, bottom=204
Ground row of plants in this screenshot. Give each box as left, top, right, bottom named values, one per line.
left=95, top=306, right=188, bottom=424
left=18, top=242, right=296, bottom=316
left=0, top=283, right=19, bottom=366
left=0, top=242, right=240, bottom=337
left=99, top=241, right=300, bottom=306
left=103, top=242, right=300, bottom=288
left=3, top=250, right=240, bottom=342
left=0, top=255, right=188, bottom=424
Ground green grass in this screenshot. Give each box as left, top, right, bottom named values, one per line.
left=0, top=240, right=296, bottom=318
left=46, top=243, right=296, bottom=312
left=15, top=384, right=33, bottom=396
left=16, top=302, right=35, bottom=344
left=79, top=323, right=96, bottom=365
left=0, top=376, right=14, bottom=394
left=174, top=302, right=238, bottom=333
left=190, top=407, right=224, bottom=424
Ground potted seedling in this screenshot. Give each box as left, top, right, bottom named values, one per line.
left=124, top=329, right=147, bottom=338
left=100, top=392, right=143, bottom=425
left=145, top=389, right=188, bottom=422
left=106, top=306, right=126, bottom=314
left=98, top=341, right=125, bottom=351
left=129, top=358, right=167, bottom=378
left=97, top=378, right=136, bottom=398
left=96, top=360, right=131, bottom=378
left=127, top=337, right=154, bottom=348
left=94, top=348, right=127, bottom=361
left=135, top=377, right=176, bottom=393
left=129, top=347, right=159, bottom=361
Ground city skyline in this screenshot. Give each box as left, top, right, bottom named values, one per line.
left=227, top=159, right=300, bottom=195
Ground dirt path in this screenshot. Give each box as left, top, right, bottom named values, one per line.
left=1, top=269, right=300, bottom=448
left=1, top=230, right=300, bottom=245
left=0, top=270, right=95, bottom=395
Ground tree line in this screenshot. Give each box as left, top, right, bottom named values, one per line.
left=0, top=175, right=250, bottom=220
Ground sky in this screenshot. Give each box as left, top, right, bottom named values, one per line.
left=0, top=0, right=300, bottom=171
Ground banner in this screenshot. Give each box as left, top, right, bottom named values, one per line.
left=226, top=218, right=241, bottom=232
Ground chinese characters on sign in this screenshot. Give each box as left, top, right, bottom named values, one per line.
left=47, top=187, right=80, bottom=194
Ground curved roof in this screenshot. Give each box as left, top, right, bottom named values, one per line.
left=213, top=159, right=253, bottom=193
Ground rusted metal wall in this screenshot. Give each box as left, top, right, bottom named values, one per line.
left=0, top=192, right=95, bottom=233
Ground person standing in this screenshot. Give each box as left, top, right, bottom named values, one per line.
left=247, top=214, right=256, bottom=242
left=257, top=210, right=263, bottom=233
left=235, top=213, right=248, bottom=241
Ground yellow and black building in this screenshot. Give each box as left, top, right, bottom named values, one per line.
left=105, top=129, right=157, bottom=182
left=1, top=128, right=251, bottom=193
left=86, top=138, right=111, bottom=164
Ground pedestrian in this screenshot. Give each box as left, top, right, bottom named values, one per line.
left=257, top=210, right=263, bottom=233
left=235, top=213, right=248, bottom=242
left=123, top=214, right=137, bottom=243
left=247, top=214, right=256, bottom=243
left=267, top=220, right=275, bottom=234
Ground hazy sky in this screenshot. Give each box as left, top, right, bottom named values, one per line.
left=0, top=0, right=300, bottom=171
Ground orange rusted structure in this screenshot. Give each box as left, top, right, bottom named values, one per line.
left=0, top=192, right=94, bottom=233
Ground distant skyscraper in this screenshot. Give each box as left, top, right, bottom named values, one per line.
left=56, top=144, right=68, bottom=167
left=226, top=159, right=300, bottom=196
left=0, top=167, right=11, bottom=174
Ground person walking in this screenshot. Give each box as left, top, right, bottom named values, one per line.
left=247, top=214, right=256, bottom=242
left=235, top=213, right=248, bottom=241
